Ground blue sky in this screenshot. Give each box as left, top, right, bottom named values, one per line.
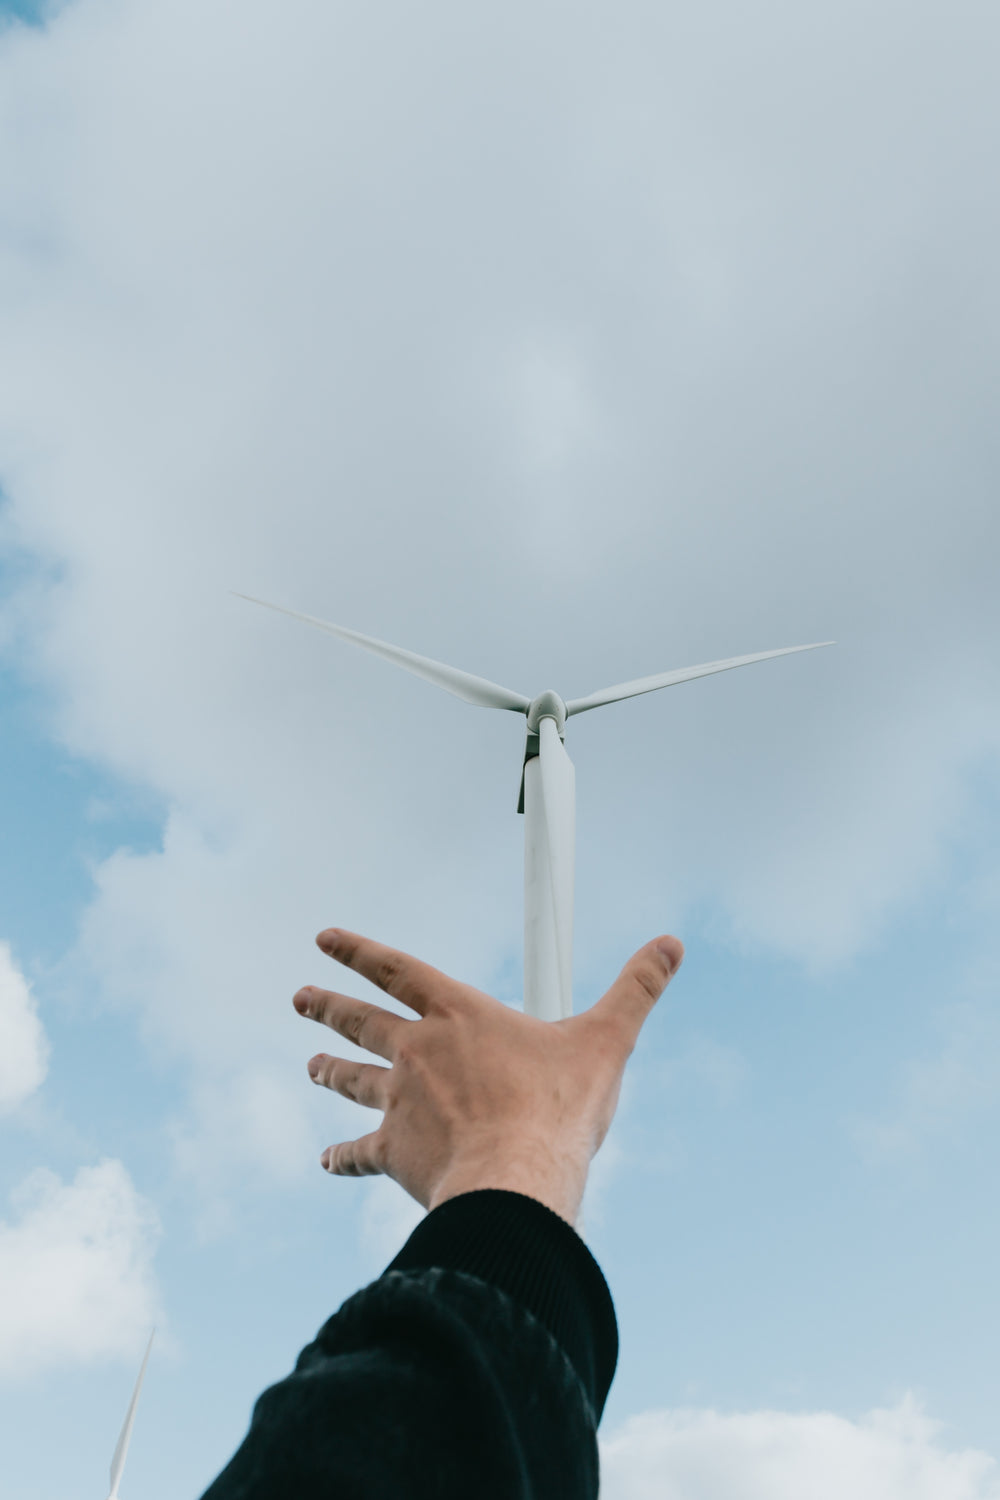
left=1, top=1, right=999, bottom=1497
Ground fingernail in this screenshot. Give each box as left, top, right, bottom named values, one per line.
left=320, top=1149, right=333, bottom=1172
left=307, top=1056, right=323, bottom=1080
left=316, top=928, right=342, bottom=952
left=656, top=937, right=683, bottom=970
left=293, top=988, right=313, bottom=1016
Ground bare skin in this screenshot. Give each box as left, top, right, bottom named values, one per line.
left=294, top=928, right=684, bottom=1228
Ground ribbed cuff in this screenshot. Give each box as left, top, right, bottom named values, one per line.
left=383, top=1189, right=619, bottom=1417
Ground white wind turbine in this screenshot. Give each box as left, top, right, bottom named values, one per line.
left=237, top=595, right=832, bottom=1020
left=106, top=1330, right=155, bottom=1500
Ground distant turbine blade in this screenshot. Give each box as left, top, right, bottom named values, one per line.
left=234, top=595, right=531, bottom=713
left=565, top=641, right=835, bottom=717
left=537, top=717, right=576, bottom=1019
left=107, top=1329, right=155, bottom=1500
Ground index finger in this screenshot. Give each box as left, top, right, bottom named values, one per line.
left=317, top=928, right=452, bottom=1016
left=293, top=986, right=408, bottom=1060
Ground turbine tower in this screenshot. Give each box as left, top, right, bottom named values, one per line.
left=237, top=595, right=832, bottom=1020
left=106, top=1329, right=154, bottom=1500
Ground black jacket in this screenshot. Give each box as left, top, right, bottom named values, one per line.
left=200, top=1189, right=619, bottom=1498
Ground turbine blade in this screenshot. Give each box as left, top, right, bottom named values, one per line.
left=537, top=717, right=576, bottom=1018
left=565, top=641, right=835, bottom=716
left=108, top=1329, right=155, bottom=1500
left=234, top=595, right=531, bottom=713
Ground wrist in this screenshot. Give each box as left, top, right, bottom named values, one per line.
left=429, top=1151, right=586, bottom=1227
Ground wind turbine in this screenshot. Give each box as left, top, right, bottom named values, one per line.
left=237, top=595, right=832, bottom=1021
left=106, top=1330, right=154, bottom=1500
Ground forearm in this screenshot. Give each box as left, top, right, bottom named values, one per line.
left=199, top=1191, right=618, bottom=1500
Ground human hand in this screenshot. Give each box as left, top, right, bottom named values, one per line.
left=293, top=928, right=684, bottom=1227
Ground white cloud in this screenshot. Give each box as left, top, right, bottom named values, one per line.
left=600, top=1398, right=1000, bottom=1500
left=0, top=1159, right=161, bottom=1378
left=0, top=941, right=49, bottom=1113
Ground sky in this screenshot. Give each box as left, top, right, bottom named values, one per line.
left=0, top=0, right=998, bottom=1495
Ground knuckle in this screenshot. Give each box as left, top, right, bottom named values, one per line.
left=382, top=1074, right=401, bottom=1110
left=337, top=938, right=365, bottom=975
left=344, top=1006, right=369, bottom=1048
left=392, top=1036, right=413, bottom=1068
left=431, top=991, right=456, bottom=1020
left=374, top=952, right=404, bottom=993
left=337, top=1146, right=359, bottom=1177
left=358, top=1007, right=389, bottom=1055
left=632, top=959, right=666, bottom=1005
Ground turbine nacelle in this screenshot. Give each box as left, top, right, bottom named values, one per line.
left=526, top=690, right=567, bottom=736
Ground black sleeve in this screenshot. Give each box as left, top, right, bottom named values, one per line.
left=198, top=1189, right=619, bottom=1500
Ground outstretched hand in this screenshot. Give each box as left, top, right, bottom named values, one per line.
left=293, top=928, right=684, bottom=1227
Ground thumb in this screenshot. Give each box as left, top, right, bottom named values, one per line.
left=590, top=935, right=684, bottom=1050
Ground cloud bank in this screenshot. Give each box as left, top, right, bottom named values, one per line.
left=600, top=1398, right=1000, bottom=1500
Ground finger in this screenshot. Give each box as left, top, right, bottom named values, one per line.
left=321, top=1130, right=385, bottom=1177
left=589, top=936, right=684, bottom=1050
left=308, top=1053, right=391, bottom=1109
left=293, top=985, right=408, bottom=1061
left=316, top=928, right=451, bottom=1016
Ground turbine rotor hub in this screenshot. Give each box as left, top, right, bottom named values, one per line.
left=526, top=690, right=567, bottom=734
